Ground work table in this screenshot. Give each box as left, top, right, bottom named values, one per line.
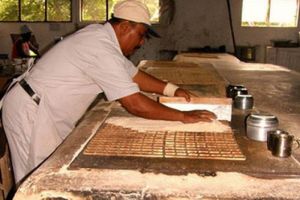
left=14, top=54, right=300, bottom=199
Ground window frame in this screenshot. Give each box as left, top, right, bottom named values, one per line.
left=79, top=0, right=109, bottom=22
left=241, top=0, right=300, bottom=28
left=0, top=0, right=73, bottom=23
left=79, top=0, right=160, bottom=23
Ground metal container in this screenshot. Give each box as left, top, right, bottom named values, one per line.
left=272, top=134, right=294, bottom=158
left=232, top=87, right=248, bottom=99
left=267, top=129, right=288, bottom=151
left=234, top=94, right=254, bottom=110
left=246, top=113, right=279, bottom=142
left=226, top=84, right=245, bottom=98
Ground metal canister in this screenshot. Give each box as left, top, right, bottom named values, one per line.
left=226, top=84, right=245, bottom=98
left=234, top=94, right=254, bottom=110
left=267, top=129, right=288, bottom=151
left=272, top=134, right=294, bottom=158
left=246, top=113, right=279, bottom=142
left=232, top=87, right=248, bottom=99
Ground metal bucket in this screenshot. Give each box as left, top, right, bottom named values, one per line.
left=234, top=94, right=254, bottom=110
left=246, top=113, right=279, bottom=142
left=272, top=134, right=294, bottom=158
left=226, top=84, right=245, bottom=98
left=267, top=129, right=288, bottom=151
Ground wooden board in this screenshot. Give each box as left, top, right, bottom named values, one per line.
left=159, top=97, right=232, bottom=121
left=139, top=61, right=224, bottom=84
left=138, top=60, right=206, bottom=69
left=159, top=97, right=232, bottom=105
left=179, top=53, right=220, bottom=59
left=138, top=60, right=227, bottom=97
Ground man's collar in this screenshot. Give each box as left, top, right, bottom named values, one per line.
left=104, top=23, right=122, bottom=54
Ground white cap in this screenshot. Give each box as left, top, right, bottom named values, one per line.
left=20, top=24, right=32, bottom=34
left=113, top=0, right=160, bottom=38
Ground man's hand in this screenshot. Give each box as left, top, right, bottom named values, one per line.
left=181, top=110, right=217, bottom=123
left=174, top=88, right=198, bottom=102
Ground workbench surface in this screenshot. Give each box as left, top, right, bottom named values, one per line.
left=14, top=54, right=300, bottom=199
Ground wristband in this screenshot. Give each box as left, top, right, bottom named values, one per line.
left=163, top=82, right=179, bottom=97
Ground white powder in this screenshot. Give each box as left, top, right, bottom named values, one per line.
left=16, top=169, right=300, bottom=199
left=106, top=116, right=231, bottom=133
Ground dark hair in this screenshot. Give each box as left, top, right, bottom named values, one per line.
left=108, top=14, right=138, bottom=27
left=108, top=15, right=122, bottom=24
left=108, top=14, right=150, bottom=39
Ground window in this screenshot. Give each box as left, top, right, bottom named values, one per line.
left=242, top=0, right=299, bottom=27
left=0, top=0, right=71, bottom=22
left=81, top=0, right=159, bottom=23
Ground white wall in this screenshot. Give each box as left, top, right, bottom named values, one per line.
left=231, top=0, right=300, bottom=62
left=0, top=0, right=299, bottom=63
left=131, top=0, right=234, bottom=64
left=0, top=0, right=79, bottom=58
left=0, top=23, right=76, bottom=56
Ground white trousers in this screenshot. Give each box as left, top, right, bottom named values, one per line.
left=2, top=84, right=62, bottom=183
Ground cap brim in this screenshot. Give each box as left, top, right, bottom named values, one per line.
left=146, top=25, right=160, bottom=38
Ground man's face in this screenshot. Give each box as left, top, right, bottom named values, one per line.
left=119, top=22, right=147, bottom=56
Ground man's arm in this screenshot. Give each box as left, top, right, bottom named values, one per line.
left=132, top=69, right=166, bottom=94
left=119, top=92, right=216, bottom=123
left=133, top=70, right=196, bottom=101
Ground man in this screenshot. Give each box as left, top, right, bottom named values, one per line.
left=11, top=24, right=40, bottom=59
left=2, top=0, right=216, bottom=184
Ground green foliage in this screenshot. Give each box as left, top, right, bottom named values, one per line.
left=144, top=0, right=159, bottom=22
left=107, top=0, right=120, bottom=19
left=0, top=0, right=71, bottom=21
left=21, top=0, right=44, bottom=21
left=82, top=0, right=107, bottom=21
left=48, top=0, right=71, bottom=21
left=0, top=0, right=18, bottom=21
left=0, top=0, right=158, bottom=22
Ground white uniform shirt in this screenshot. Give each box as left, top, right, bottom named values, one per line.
left=27, top=23, right=139, bottom=140
left=3, top=23, right=140, bottom=183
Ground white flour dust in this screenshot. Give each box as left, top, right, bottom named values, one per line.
left=106, top=117, right=231, bottom=133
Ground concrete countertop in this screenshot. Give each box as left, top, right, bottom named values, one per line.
left=14, top=54, right=300, bottom=199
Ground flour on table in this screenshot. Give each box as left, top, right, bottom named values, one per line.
left=106, top=117, right=231, bottom=133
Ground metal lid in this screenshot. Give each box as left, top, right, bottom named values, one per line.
left=227, top=84, right=246, bottom=98
left=268, top=129, right=288, bottom=135
left=234, top=87, right=248, bottom=92
left=247, top=113, right=279, bottom=127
